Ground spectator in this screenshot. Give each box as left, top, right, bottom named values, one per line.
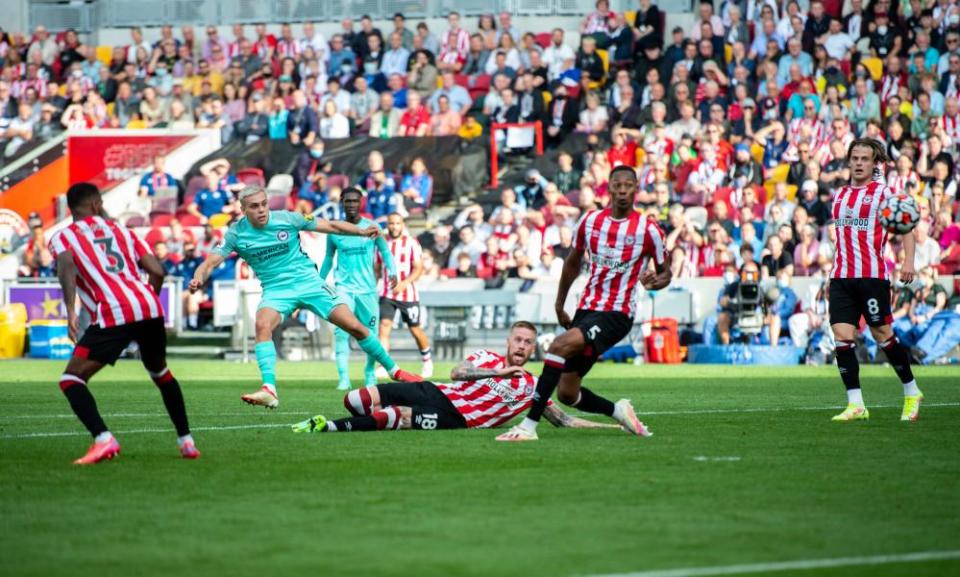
left=382, top=32, right=411, bottom=77
left=350, top=76, right=379, bottom=134
left=287, top=89, right=318, bottom=147
left=19, top=213, right=53, bottom=278
left=188, top=176, right=236, bottom=225
left=319, top=100, right=350, bottom=139
left=438, top=11, right=470, bottom=72
left=514, top=168, right=548, bottom=210
left=408, top=50, right=439, bottom=99
left=464, top=34, right=491, bottom=77
left=399, top=157, right=433, bottom=211
left=138, top=155, right=177, bottom=198
left=3, top=102, right=34, bottom=158
left=761, top=235, right=794, bottom=279
left=449, top=225, right=486, bottom=267
left=430, top=94, right=462, bottom=136
left=429, top=226, right=454, bottom=268
left=366, top=171, right=400, bottom=224
left=428, top=71, right=471, bottom=114
left=398, top=90, right=431, bottom=136
left=235, top=92, right=269, bottom=143
left=171, top=240, right=206, bottom=329
left=370, top=91, right=401, bottom=139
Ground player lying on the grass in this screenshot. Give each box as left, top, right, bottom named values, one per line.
left=51, top=182, right=198, bottom=464
left=496, top=165, right=672, bottom=442
left=189, top=186, right=420, bottom=409
left=318, top=187, right=398, bottom=390
left=828, top=138, right=923, bottom=422
left=291, top=321, right=620, bottom=433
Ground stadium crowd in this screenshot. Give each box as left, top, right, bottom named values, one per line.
left=7, top=0, right=960, bottom=350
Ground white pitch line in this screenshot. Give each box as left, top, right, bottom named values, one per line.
left=635, top=402, right=960, bottom=416
left=586, top=550, right=960, bottom=577
left=0, top=411, right=307, bottom=420
left=0, top=423, right=290, bottom=440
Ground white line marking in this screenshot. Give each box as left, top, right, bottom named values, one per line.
left=635, top=402, right=960, bottom=416
left=0, top=411, right=306, bottom=420
left=692, top=456, right=741, bottom=462
left=0, top=423, right=290, bottom=440
left=586, top=550, right=960, bottom=577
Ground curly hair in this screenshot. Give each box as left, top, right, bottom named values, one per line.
left=845, top=138, right=888, bottom=164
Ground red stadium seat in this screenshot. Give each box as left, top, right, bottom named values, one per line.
left=178, top=214, right=202, bottom=227
left=125, top=215, right=148, bottom=227
left=152, top=197, right=177, bottom=214
left=236, top=167, right=266, bottom=187
left=327, top=174, right=350, bottom=189
left=534, top=33, right=551, bottom=49
left=150, top=213, right=174, bottom=227
left=454, top=74, right=470, bottom=88
left=267, top=195, right=287, bottom=210
left=145, top=227, right=165, bottom=247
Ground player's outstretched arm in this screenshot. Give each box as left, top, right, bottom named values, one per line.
left=315, top=219, right=380, bottom=238
left=542, top=405, right=620, bottom=429
left=374, top=234, right=398, bottom=288
left=139, top=253, right=167, bottom=295
left=55, top=252, right=81, bottom=341
left=189, top=253, right=226, bottom=293
left=318, top=235, right=336, bottom=281
left=555, top=248, right=584, bottom=328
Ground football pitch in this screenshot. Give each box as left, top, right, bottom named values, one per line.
left=1, top=360, right=958, bottom=577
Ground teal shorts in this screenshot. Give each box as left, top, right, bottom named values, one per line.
left=334, top=290, right=379, bottom=334
left=258, top=282, right=347, bottom=321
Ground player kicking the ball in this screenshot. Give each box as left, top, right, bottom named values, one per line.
left=189, top=186, right=420, bottom=409
left=291, top=321, right=616, bottom=433
left=496, top=165, right=672, bottom=442
left=318, top=187, right=398, bottom=390
left=51, top=183, right=198, bottom=464
left=828, top=139, right=923, bottom=422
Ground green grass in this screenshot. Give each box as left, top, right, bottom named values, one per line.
left=1, top=360, right=959, bottom=577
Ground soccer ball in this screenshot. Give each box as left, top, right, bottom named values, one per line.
left=878, top=194, right=920, bottom=234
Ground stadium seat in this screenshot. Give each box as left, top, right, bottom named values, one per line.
left=625, top=10, right=636, bottom=26
left=236, top=168, right=266, bottom=187
left=124, top=214, right=148, bottom=227
left=208, top=213, right=232, bottom=227
left=266, top=174, right=294, bottom=196
left=145, top=227, right=165, bottom=247
left=327, top=174, right=349, bottom=190
left=724, top=44, right=732, bottom=64
left=751, top=143, right=764, bottom=165
left=185, top=175, right=208, bottom=200
left=179, top=214, right=202, bottom=226
left=534, top=32, right=551, bottom=49
left=151, top=213, right=174, bottom=227
left=152, top=197, right=177, bottom=214
left=267, top=195, right=287, bottom=210
left=454, top=74, right=470, bottom=88
left=96, top=45, right=112, bottom=66
left=767, top=164, right=789, bottom=184
left=862, top=57, right=883, bottom=81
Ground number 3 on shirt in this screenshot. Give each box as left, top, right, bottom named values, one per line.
left=93, top=237, right=125, bottom=273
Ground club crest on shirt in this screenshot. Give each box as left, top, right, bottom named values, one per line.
left=624, top=235, right=635, bottom=245
left=277, top=230, right=289, bottom=242
left=862, top=196, right=873, bottom=204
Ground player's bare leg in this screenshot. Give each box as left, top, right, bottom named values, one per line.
left=59, top=357, right=119, bottom=464
left=869, top=324, right=923, bottom=421
left=409, top=324, right=433, bottom=378
left=375, top=317, right=394, bottom=379
left=328, top=304, right=420, bottom=382
left=243, top=307, right=282, bottom=408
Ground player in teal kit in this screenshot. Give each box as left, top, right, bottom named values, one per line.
left=190, top=186, right=420, bottom=408
left=319, top=187, right=398, bottom=390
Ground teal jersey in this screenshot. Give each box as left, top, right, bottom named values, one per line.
left=319, top=217, right=396, bottom=293
left=214, top=211, right=321, bottom=290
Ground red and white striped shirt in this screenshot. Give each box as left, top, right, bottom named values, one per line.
left=887, top=170, right=920, bottom=195
left=939, top=114, right=960, bottom=144
left=48, top=216, right=163, bottom=328
left=574, top=209, right=667, bottom=317
left=376, top=234, right=422, bottom=302
left=831, top=181, right=892, bottom=280
left=434, top=349, right=542, bottom=429
left=276, top=38, right=301, bottom=59
left=787, top=117, right=827, bottom=149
